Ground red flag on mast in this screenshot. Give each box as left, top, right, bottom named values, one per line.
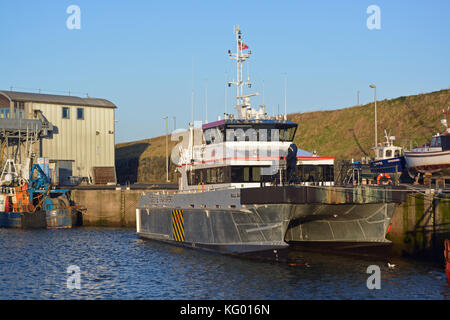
left=239, top=41, right=249, bottom=50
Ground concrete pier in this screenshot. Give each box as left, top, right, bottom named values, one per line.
left=388, top=191, right=450, bottom=263
left=70, top=188, right=141, bottom=227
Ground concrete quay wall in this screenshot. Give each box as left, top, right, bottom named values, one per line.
left=70, top=188, right=143, bottom=228
left=388, top=192, right=450, bottom=263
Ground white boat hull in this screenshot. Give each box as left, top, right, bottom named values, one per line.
left=404, top=149, right=450, bottom=174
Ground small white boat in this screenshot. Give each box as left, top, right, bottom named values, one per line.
left=404, top=108, right=450, bottom=176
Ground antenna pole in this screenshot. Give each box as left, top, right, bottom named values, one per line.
left=370, top=84, right=377, bottom=147
left=445, top=106, right=450, bottom=133
left=236, top=25, right=240, bottom=105
left=225, top=72, right=228, bottom=116
left=262, top=79, right=265, bottom=105
left=191, top=90, right=194, bottom=124
left=284, top=73, right=287, bottom=120
left=191, top=56, right=194, bottom=124
left=205, top=79, right=208, bottom=124
left=163, top=116, right=169, bottom=182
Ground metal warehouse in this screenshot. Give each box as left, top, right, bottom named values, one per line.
left=0, top=90, right=117, bottom=185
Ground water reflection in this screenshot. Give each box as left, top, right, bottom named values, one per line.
left=0, top=228, right=447, bottom=299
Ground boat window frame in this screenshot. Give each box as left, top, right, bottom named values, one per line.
left=385, top=149, right=392, bottom=158
left=296, top=164, right=334, bottom=183
left=223, top=122, right=297, bottom=142
left=204, top=127, right=224, bottom=145
left=188, top=163, right=334, bottom=185
left=188, top=165, right=272, bottom=185
left=431, top=136, right=442, bottom=147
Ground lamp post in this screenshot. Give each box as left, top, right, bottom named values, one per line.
left=369, top=84, right=377, bottom=147
left=163, top=116, right=169, bottom=182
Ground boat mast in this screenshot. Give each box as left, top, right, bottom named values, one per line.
left=228, top=25, right=259, bottom=119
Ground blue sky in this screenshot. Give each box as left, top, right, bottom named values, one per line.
left=0, top=1, right=449, bottom=143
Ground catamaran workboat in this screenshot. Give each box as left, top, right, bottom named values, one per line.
left=136, top=26, right=406, bottom=260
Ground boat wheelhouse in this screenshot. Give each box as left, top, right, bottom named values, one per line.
left=177, top=118, right=299, bottom=192
left=370, top=130, right=405, bottom=176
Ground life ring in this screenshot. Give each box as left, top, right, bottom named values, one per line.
left=27, top=203, right=35, bottom=212
left=377, top=173, right=392, bottom=185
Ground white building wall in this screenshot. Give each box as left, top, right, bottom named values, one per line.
left=31, top=103, right=115, bottom=179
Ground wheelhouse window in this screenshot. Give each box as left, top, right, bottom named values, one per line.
left=188, top=166, right=267, bottom=185
left=62, top=107, right=70, bottom=119
left=203, top=122, right=298, bottom=143
left=187, top=164, right=334, bottom=186
left=385, top=149, right=392, bottom=158
left=230, top=166, right=262, bottom=182
left=431, top=136, right=441, bottom=147
left=204, top=127, right=224, bottom=145
left=77, top=108, right=84, bottom=120
left=279, top=127, right=296, bottom=142
left=297, top=165, right=334, bottom=183
left=224, top=125, right=297, bottom=142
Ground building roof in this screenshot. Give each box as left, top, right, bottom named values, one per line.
left=0, top=90, right=117, bottom=108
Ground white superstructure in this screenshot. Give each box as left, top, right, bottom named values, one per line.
left=171, top=26, right=333, bottom=192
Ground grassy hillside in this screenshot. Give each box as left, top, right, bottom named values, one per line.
left=290, top=88, right=450, bottom=160
left=116, top=88, right=450, bottom=183
left=115, top=136, right=179, bottom=184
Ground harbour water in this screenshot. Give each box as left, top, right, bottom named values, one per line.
left=0, top=227, right=448, bottom=300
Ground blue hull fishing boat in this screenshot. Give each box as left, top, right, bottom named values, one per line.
left=369, top=130, right=405, bottom=184
left=370, top=156, right=405, bottom=173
